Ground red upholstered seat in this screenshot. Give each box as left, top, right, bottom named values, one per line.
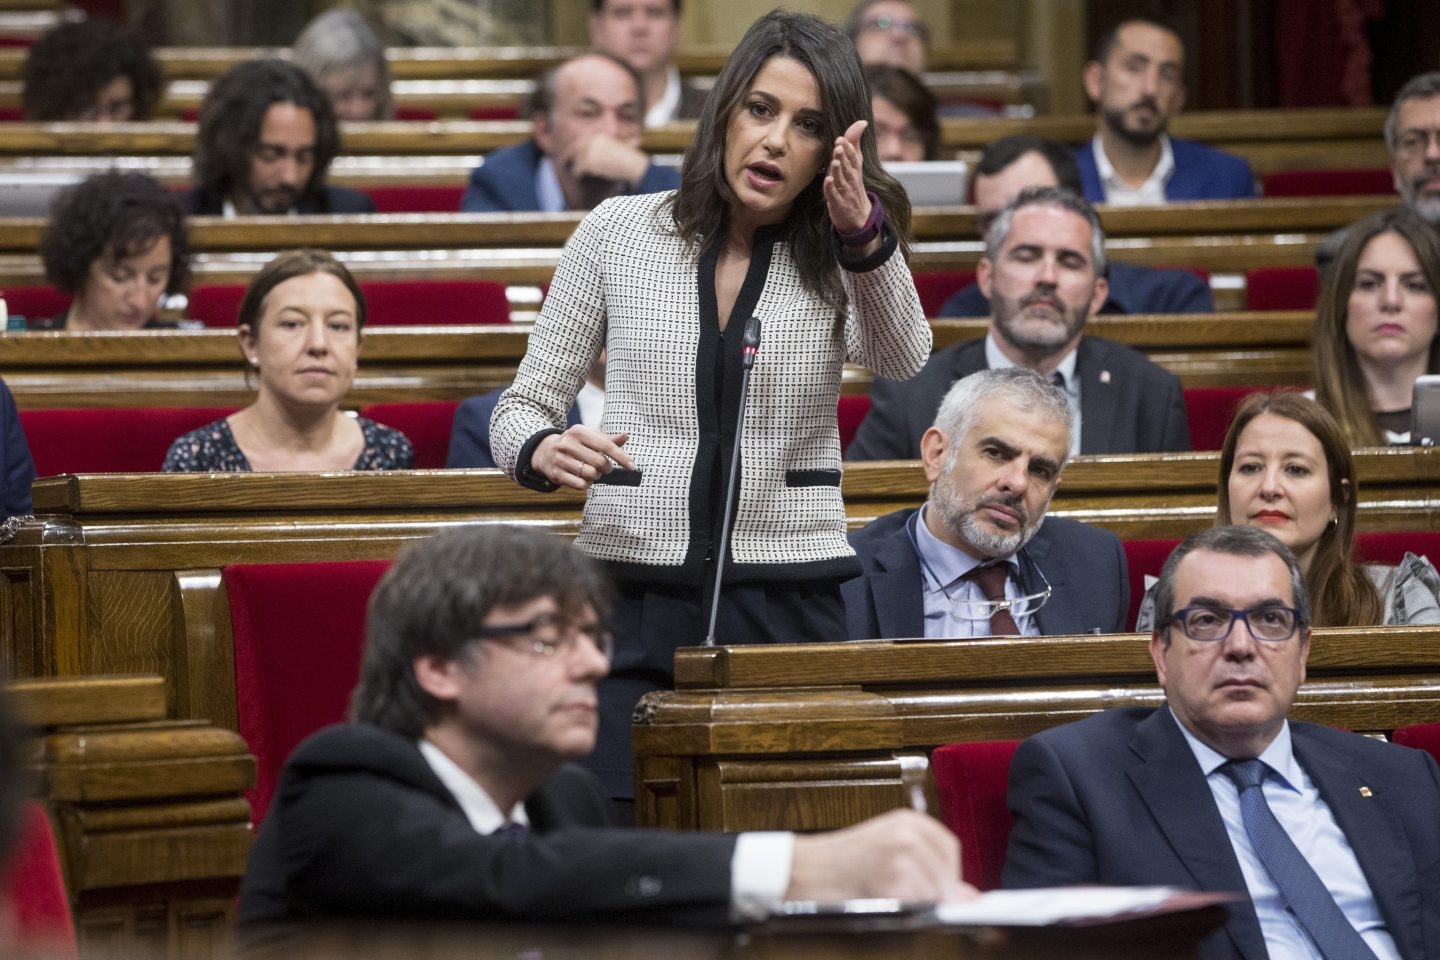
left=367, top=185, right=466, bottom=213
left=1353, top=531, right=1440, bottom=565
left=3, top=285, right=70, bottom=324
left=469, top=105, right=519, bottom=120
left=911, top=270, right=975, bottom=318
left=930, top=740, right=1021, bottom=891
left=1262, top=168, right=1394, bottom=197
left=393, top=105, right=439, bottom=121
left=837, top=394, right=871, bottom=455
left=0, top=801, right=77, bottom=959
left=360, top=401, right=460, bottom=468
left=190, top=279, right=511, bottom=327
left=1123, top=538, right=1183, bottom=631
left=1392, top=722, right=1440, bottom=765
left=1246, top=267, right=1320, bottom=311
left=18, top=407, right=237, bottom=475
left=1182, top=386, right=1306, bottom=452
left=225, top=560, right=392, bottom=825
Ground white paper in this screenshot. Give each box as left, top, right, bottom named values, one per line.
left=935, top=885, right=1188, bottom=926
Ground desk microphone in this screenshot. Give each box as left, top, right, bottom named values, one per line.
left=703, top=315, right=761, bottom=646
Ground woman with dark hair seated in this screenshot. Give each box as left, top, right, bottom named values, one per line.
left=1137, top=391, right=1440, bottom=629
left=1313, top=207, right=1440, bottom=445
left=36, top=172, right=191, bottom=331
left=164, top=250, right=412, bottom=473
left=22, top=19, right=162, bottom=122
left=865, top=64, right=938, bottom=162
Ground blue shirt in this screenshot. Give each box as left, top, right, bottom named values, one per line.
left=910, top=505, right=1038, bottom=639
left=1176, top=719, right=1400, bottom=960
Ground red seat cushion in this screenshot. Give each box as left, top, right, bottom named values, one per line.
left=367, top=185, right=466, bottom=213
left=360, top=401, right=460, bottom=469
left=1184, top=386, right=1262, bottom=452
left=1246, top=267, right=1320, bottom=311
left=1353, top=531, right=1440, bottom=565
left=837, top=394, right=871, bottom=455
left=226, top=560, right=392, bottom=825
left=190, top=279, right=510, bottom=327
left=1123, top=538, right=1183, bottom=631
left=4, top=285, right=70, bottom=323
left=17, top=407, right=237, bottom=475
left=1392, top=722, right=1440, bottom=765
left=912, top=270, right=976, bottom=318
left=0, top=802, right=76, bottom=959
left=393, top=105, right=439, bottom=121
left=1262, top=168, right=1394, bottom=197
left=930, top=740, right=1020, bottom=891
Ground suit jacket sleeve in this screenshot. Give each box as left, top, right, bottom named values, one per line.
left=445, top=391, right=503, bottom=468
left=461, top=162, right=509, bottom=212
left=1157, top=369, right=1192, bottom=452
left=1002, top=734, right=1101, bottom=887
left=1151, top=269, right=1213, bottom=314
left=0, top=379, right=34, bottom=518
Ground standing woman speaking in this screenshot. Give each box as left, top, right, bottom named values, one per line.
left=492, top=10, right=930, bottom=799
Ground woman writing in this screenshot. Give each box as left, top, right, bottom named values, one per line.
left=491, top=10, right=930, bottom=798
left=1138, top=392, right=1440, bottom=629
left=164, top=250, right=412, bottom=472
left=1313, top=208, right=1440, bottom=445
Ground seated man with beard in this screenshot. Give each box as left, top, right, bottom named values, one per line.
left=842, top=368, right=1129, bottom=640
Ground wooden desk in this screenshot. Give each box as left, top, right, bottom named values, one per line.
left=2, top=450, right=1435, bottom=733
left=633, top=627, right=1440, bottom=832
left=12, top=674, right=253, bottom=960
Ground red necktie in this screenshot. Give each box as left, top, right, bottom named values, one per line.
left=966, top=563, right=1020, bottom=636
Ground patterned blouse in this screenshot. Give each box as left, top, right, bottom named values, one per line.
left=162, top=416, right=414, bottom=472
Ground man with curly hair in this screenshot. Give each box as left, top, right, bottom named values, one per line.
left=182, top=59, right=375, bottom=216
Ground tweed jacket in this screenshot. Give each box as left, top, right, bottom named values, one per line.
left=491, top=191, right=931, bottom=584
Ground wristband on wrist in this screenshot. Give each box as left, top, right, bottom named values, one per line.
left=835, top=191, right=886, bottom=247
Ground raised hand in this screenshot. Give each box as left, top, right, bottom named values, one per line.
left=823, top=119, right=872, bottom=236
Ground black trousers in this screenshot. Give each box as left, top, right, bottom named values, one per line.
left=584, top=576, right=845, bottom=799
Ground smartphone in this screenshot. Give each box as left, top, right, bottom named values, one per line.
left=1412, top=375, right=1440, bottom=446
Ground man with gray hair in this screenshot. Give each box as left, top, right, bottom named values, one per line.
left=848, top=186, right=1190, bottom=460
left=842, top=367, right=1129, bottom=640
left=1004, top=525, right=1440, bottom=959
left=1319, top=71, right=1440, bottom=270
left=460, top=52, right=679, bottom=212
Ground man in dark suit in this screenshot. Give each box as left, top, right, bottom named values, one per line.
left=1005, top=526, right=1440, bottom=960
left=1074, top=18, right=1254, bottom=204
left=940, top=135, right=1212, bottom=319
left=0, top=377, right=34, bottom=520
left=180, top=59, right=375, bottom=216
left=844, top=368, right=1127, bottom=640
left=848, top=186, right=1189, bottom=461
left=460, top=53, right=680, bottom=213
left=238, top=526, right=968, bottom=939
left=589, top=0, right=707, bottom=126
left=447, top=356, right=604, bottom=469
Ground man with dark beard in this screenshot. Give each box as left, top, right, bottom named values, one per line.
left=848, top=186, right=1190, bottom=460
left=1073, top=18, right=1254, bottom=204
left=841, top=367, right=1128, bottom=640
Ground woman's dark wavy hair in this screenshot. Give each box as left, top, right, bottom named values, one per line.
left=22, top=19, right=163, bottom=121
left=668, top=9, right=912, bottom=310
left=193, top=59, right=339, bottom=202
left=41, top=171, right=190, bottom=296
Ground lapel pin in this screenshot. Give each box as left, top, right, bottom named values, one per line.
left=1359, top=786, right=1373, bottom=797
left=1099, top=370, right=1112, bottom=384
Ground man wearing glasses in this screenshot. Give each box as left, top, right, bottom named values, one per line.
left=842, top=367, right=1129, bottom=640
left=1004, top=525, right=1440, bottom=960
left=845, top=0, right=928, bottom=76
left=238, top=525, right=969, bottom=938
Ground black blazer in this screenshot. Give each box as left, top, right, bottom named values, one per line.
left=180, top=184, right=376, bottom=215
left=1004, top=706, right=1440, bottom=960
left=841, top=507, right=1129, bottom=640
left=0, top=377, right=34, bottom=519
left=237, top=724, right=738, bottom=940
left=845, top=336, right=1190, bottom=461
left=446, top=384, right=580, bottom=469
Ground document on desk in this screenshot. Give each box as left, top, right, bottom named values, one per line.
left=936, top=886, right=1236, bottom=926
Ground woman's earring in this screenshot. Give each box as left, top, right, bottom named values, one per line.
left=248, top=356, right=259, bottom=368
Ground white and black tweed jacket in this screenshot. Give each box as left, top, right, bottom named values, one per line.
left=491, top=191, right=930, bottom=585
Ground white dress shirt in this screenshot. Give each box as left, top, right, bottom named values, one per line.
left=1091, top=133, right=1175, bottom=206
left=644, top=66, right=683, bottom=127
left=418, top=738, right=794, bottom=920
left=1175, top=721, right=1400, bottom=960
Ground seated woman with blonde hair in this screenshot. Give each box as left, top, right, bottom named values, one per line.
left=1137, top=391, right=1440, bottom=629
left=1313, top=207, right=1440, bottom=445
left=163, top=250, right=413, bottom=472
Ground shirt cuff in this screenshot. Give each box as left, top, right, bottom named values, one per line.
left=729, top=831, right=795, bottom=922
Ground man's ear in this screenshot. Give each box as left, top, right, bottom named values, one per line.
left=976, top=256, right=994, bottom=299
left=1087, top=272, right=1109, bottom=317
left=1082, top=61, right=1104, bottom=105
left=413, top=654, right=462, bottom=703
left=1148, top=631, right=1168, bottom=688
left=532, top=110, right=554, bottom=155
left=919, top=426, right=948, bottom=484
